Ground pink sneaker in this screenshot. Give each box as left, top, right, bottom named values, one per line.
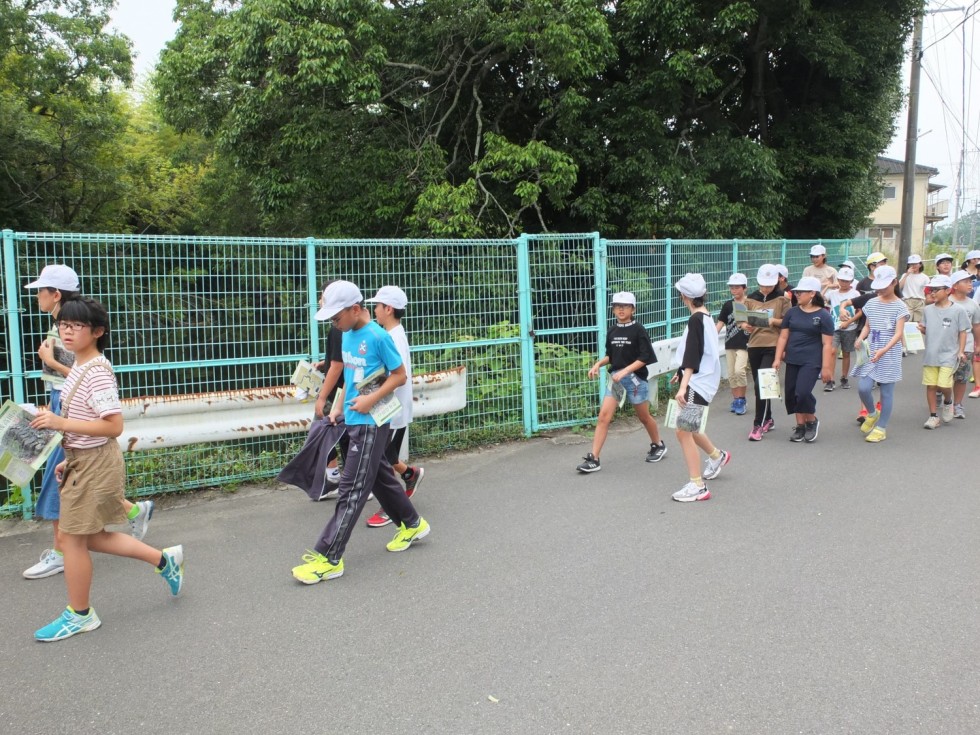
left=365, top=510, right=392, bottom=528
left=748, top=425, right=764, bottom=441
left=761, top=418, right=775, bottom=433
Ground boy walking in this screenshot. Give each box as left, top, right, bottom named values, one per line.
left=918, top=275, right=969, bottom=429
left=824, top=266, right=861, bottom=391
left=715, top=273, right=751, bottom=415
left=948, top=270, right=980, bottom=418
left=291, top=281, right=430, bottom=584
left=363, top=285, right=425, bottom=528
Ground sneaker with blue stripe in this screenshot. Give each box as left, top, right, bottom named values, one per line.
left=157, top=545, right=184, bottom=596
left=35, top=607, right=101, bottom=642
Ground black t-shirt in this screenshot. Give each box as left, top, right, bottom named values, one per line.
left=679, top=312, right=707, bottom=372
left=605, top=321, right=655, bottom=379
left=717, top=300, right=749, bottom=350
left=323, top=326, right=345, bottom=399
left=856, top=276, right=874, bottom=294
left=781, top=306, right=834, bottom=366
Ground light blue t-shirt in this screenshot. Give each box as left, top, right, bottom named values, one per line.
left=341, top=321, right=403, bottom=425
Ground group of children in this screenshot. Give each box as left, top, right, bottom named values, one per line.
left=20, top=265, right=429, bottom=642
left=576, top=246, right=980, bottom=499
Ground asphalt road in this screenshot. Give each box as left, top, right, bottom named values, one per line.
left=3, top=353, right=979, bottom=735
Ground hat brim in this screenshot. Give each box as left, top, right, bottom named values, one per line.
left=757, top=277, right=778, bottom=287
left=314, top=304, right=343, bottom=321
left=870, top=277, right=895, bottom=290
left=24, top=279, right=45, bottom=289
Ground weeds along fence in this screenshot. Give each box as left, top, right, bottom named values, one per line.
left=1, top=230, right=869, bottom=517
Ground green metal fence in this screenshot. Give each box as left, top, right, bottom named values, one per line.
left=1, top=229, right=869, bottom=517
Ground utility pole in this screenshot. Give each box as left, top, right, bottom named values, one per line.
left=899, top=11, right=923, bottom=267
left=948, top=10, right=968, bottom=255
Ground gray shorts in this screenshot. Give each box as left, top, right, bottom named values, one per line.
left=833, top=329, right=857, bottom=352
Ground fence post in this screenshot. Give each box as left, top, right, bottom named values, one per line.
left=2, top=229, right=26, bottom=405
left=780, top=239, right=788, bottom=267
left=516, top=234, right=536, bottom=436
left=306, top=237, right=319, bottom=359
left=594, top=235, right=608, bottom=402
left=732, top=238, right=739, bottom=276
left=664, top=239, right=673, bottom=335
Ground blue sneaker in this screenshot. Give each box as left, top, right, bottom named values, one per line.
left=733, top=397, right=747, bottom=415
left=157, top=545, right=184, bottom=596
left=35, top=607, right=101, bottom=642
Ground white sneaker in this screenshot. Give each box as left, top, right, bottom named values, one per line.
left=703, top=450, right=731, bottom=480
left=325, top=467, right=341, bottom=484
left=23, top=549, right=65, bottom=579
left=128, top=500, right=154, bottom=541
left=672, top=482, right=711, bottom=502
left=923, top=416, right=941, bottom=430
left=941, top=402, right=954, bottom=423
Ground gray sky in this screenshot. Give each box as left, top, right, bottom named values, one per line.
left=110, top=0, right=978, bottom=218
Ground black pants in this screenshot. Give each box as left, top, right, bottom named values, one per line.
left=748, top=346, right=775, bottom=427
left=783, top=362, right=819, bottom=416
left=314, top=423, right=420, bottom=563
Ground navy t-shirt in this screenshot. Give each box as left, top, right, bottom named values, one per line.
left=781, top=306, right=834, bottom=367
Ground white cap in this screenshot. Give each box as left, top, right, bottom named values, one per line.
left=837, top=267, right=855, bottom=281
left=966, top=250, right=980, bottom=261
left=25, top=264, right=79, bottom=291
left=611, top=291, right=636, bottom=306
left=809, top=244, right=827, bottom=256
left=727, top=273, right=748, bottom=286
left=756, top=265, right=779, bottom=287
left=840, top=260, right=855, bottom=270
left=929, top=274, right=952, bottom=289
left=907, top=254, right=922, bottom=264
left=791, top=276, right=822, bottom=292
left=315, top=280, right=363, bottom=320
left=870, top=265, right=898, bottom=290
left=365, top=285, right=408, bottom=309
left=675, top=273, right=707, bottom=299
left=775, top=264, right=789, bottom=279
left=949, top=270, right=972, bottom=286
left=935, top=252, right=954, bottom=264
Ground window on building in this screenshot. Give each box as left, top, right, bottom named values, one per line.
left=882, top=185, right=897, bottom=199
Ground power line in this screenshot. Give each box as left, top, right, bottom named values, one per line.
left=923, top=0, right=980, bottom=52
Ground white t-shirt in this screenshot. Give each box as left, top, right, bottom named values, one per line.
left=826, top=286, right=861, bottom=331
left=387, top=324, right=413, bottom=429
left=901, top=272, right=929, bottom=299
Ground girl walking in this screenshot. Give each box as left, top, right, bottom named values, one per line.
left=29, top=298, right=184, bottom=641
left=851, top=266, right=910, bottom=443
left=771, top=277, right=835, bottom=442
left=23, top=266, right=153, bottom=581
left=741, top=265, right=790, bottom=441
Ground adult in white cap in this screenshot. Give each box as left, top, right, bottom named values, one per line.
left=740, top=265, right=790, bottom=441
left=824, top=266, right=862, bottom=390
left=362, top=285, right=425, bottom=528
left=21, top=265, right=153, bottom=581
left=899, top=254, right=929, bottom=323
left=577, top=290, right=666, bottom=473
left=291, top=279, right=431, bottom=585
left=771, top=277, right=834, bottom=442
left=919, top=274, right=968, bottom=427
left=803, top=244, right=839, bottom=292
left=715, top=273, right=751, bottom=415
left=934, top=252, right=954, bottom=277
left=852, top=265, right=910, bottom=443
left=670, top=274, right=730, bottom=502
left=946, top=269, right=980, bottom=416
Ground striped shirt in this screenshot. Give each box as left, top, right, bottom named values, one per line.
left=60, top=356, right=122, bottom=448
left=853, top=298, right=909, bottom=384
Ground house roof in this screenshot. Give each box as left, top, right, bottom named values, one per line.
left=876, top=156, right=939, bottom=177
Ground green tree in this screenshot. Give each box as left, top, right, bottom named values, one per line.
left=0, top=0, right=135, bottom=231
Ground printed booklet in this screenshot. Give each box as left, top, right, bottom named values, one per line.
left=0, top=401, right=63, bottom=486
left=757, top=368, right=782, bottom=400
left=355, top=367, right=402, bottom=426
left=733, top=302, right=773, bottom=328
left=665, top=399, right=709, bottom=433
left=903, top=322, right=924, bottom=353
left=290, top=360, right=325, bottom=400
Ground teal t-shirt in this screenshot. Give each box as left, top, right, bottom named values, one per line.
left=341, top=321, right=404, bottom=425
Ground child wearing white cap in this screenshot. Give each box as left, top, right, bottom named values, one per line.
left=670, top=274, right=730, bottom=501
left=825, top=267, right=861, bottom=390
left=362, top=285, right=425, bottom=528
left=918, top=275, right=969, bottom=428
left=852, top=266, right=910, bottom=442
left=577, top=291, right=666, bottom=473
left=947, top=270, right=980, bottom=417
left=771, top=277, right=834, bottom=442
left=715, top=273, right=751, bottom=415
left=900, top=255, right=929, bottom=323
left=802, top=245, right=838, bottom=291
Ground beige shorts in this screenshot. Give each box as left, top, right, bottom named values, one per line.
left=726, top=349, right=750, bottom=388
left=904, top=298, right=925, bottom=323
left=59, top=442, right=128, bottom=535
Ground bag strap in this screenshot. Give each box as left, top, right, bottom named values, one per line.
left=60, top=359, right=115, bottom=418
